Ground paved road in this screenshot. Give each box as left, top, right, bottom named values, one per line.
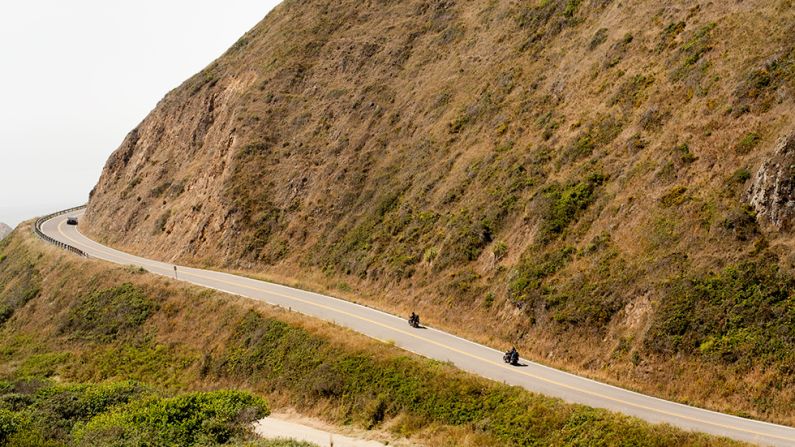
left=41, top=210, right=795, bottom=446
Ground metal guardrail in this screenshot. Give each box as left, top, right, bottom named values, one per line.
left=33, top=205, right=89, bottom=258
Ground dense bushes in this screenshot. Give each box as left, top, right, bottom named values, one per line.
left=0, top=380, right=268, bottom=447
left=61, top=283, right=158, bottom=342
left=647, top=255, right=795, bottom=371
left=537, top=173, right=606, bottom=243
left=74, top=390, right=268, bottom=446
left=508, top=246, right=574, bottom=310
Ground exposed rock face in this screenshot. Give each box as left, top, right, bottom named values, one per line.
left=0, top=223, right=10, bottom=241
left=748, top=132, right=795, bottom=230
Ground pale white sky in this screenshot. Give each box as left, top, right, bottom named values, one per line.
left=0, top=1, right=281, bottom=227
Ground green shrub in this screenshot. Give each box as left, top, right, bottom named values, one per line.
left=437, top=211, right=495, bottom=268
left=656, top=21, right=685, bottom=53
left=0, top=408, right=19, bottom=444
left=721, top=206, right=758, bottom=241
left=729, top=168, right=751, bottom=184
left=448, top=113, right=470, bottom=134
left=73, top=390, right=269, bottom=447
left=16, top=352, right=71, bottom=378
left=680, top=23, right=716, bottom=67
left=603, top=33, right=633, bottom=68
left=0, top=378, right=267, bottom=447
left=659, top=186, right=689, bottom=208
left=32, top=381, right=151, bottom=440
left=735, top=132, right=761, bottom=154
left=563, top=0, right=581, bottom=17
left=60, top=284, right=158, bottom=342
left=647, top=255, right=795, bottom=370
left=588, top=28, right=608, bottom=50
left=670, top=23, right=716, bottom=82
left=609, top=75, right=654, bottom=110
left=0, top=380, right=151, bottom=445
left=674, top=143, right=696, bottom=164
left=625, top=134, right=647, bottom=153
left=538, top=173, right=606, bottom=242
left=508, top=245, right=575, bottom=309
left=492, top=241, right=508, bottom=261
left=149, top=182, right=171, bottom=198
left=563, top=118, right=622, bottom=162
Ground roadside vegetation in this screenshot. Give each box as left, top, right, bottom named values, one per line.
left=0, top=380, right=268, bottom=447
left=0, top=227, right=744, bottom=446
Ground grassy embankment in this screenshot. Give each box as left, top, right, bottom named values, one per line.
left=0, top=225, right=743, bottom=446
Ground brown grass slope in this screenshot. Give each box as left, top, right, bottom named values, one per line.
left=84, top=0, right=795, bottom=423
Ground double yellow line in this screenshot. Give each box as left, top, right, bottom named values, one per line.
left=54, top=217, right=793, bottom=444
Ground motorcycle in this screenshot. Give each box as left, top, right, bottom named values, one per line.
left=503, top=349, right=519, bottom=366
left=408, top=314, right=420, bottom=328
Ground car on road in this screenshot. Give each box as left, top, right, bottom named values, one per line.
left=66, top=216, right=78, bottom=225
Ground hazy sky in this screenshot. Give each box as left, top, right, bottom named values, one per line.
left=0, top=1, right=281, bottom=228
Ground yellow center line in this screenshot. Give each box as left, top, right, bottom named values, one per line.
left=54, top=217, right=792, bottom=442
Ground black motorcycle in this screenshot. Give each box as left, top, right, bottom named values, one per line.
left=503, top=349, right=519, bottom=366
left=408, top=314, right=420, bottom=328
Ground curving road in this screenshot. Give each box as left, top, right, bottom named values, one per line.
left=41, top=209, right=795, bottom=446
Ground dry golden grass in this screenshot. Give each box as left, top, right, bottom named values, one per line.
left=75, top=0, right=795, bottom=428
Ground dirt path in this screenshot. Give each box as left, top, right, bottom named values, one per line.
left=254, top=413, right=390, bottom=447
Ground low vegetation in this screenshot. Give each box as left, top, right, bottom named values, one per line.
left=648, top=255, right=795, bottom=370
left=537, top=173, right=606, bottom=243
left=60, top=283, right=158, bottom=342
left=0, top=380, right=268, bottom=447
left=0, top=228, right=744, bottom=446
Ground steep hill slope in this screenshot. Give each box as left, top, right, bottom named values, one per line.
left=84, top=0, right=795, bottom=422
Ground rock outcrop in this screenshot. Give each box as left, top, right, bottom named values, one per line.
left=748, top=132, right=795, bottom=230
left=0, top=223, right=11, bottom=241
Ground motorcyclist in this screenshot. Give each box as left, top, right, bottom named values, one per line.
left=409, top=312, right=419, bottom=327
left=504, top=346, right=519, bottom=365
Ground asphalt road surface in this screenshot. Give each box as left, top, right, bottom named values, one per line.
left=41, top=210, right=795, bottom=446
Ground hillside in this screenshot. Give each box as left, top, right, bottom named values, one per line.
left=0, top=223, right=11, bottom=241
left=84, top=0, right=795, bottom=423
left=0, top=226, right=741, bottom=446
